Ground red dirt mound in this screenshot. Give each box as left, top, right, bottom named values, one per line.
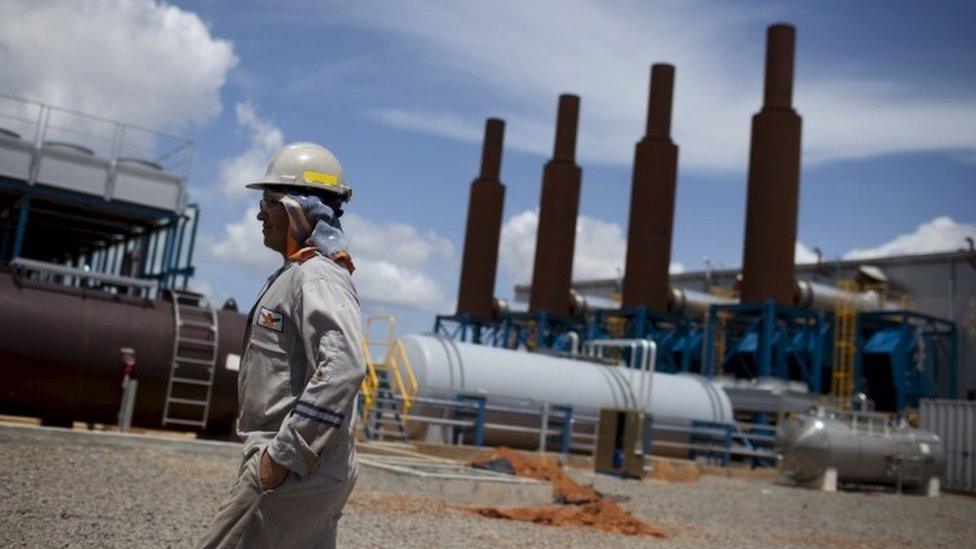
left=468, top=447, right=667, bottom=539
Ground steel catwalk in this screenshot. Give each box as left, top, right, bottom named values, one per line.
left=529, top=95, right=582, bottom=316
left=456, top=118, right=506, bottom=320
left=622, top=64, right=679, bottom=312
left=740, top=24, right=803, bottom=305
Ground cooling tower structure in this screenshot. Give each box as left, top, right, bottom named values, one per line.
left=529, top=95, right=583, bottom=316
left=739, top=23, right=803, bottom=305
left=622, top=64, right=679, bottom=312
left=456, top=118, right=506, bottom=321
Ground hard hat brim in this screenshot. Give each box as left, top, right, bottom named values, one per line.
left=246, top=179, right=352, bottom=201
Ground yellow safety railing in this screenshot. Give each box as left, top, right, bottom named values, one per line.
left=358, top=315, right=419, bottom=421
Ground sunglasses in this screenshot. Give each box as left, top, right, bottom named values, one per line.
left=259, top=191, right=285, bottom=212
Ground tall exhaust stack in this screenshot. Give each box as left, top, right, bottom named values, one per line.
left=456, top=118, right=506, bottom=320
left=529, top=95, right=582, bottom=315
left=622, top=64, right=679, bottom=311
left=740, top=24, right=802, bottom=305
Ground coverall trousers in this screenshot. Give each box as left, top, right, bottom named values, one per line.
left=198, top=448, right=357, bottom=549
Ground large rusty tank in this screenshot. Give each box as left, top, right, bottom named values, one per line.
left=0, top=272, right=245, bottom=436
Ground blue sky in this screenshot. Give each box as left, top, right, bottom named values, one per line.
left=1, top=0, right=974, bottom=335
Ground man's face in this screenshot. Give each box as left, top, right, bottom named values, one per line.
left=257, top=195, right=289, bottom=254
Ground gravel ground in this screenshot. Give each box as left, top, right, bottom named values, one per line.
left=2, top=424, right=973, bottom=548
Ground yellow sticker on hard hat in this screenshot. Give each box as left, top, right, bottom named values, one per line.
left=302, top=170, right=339, bottom=186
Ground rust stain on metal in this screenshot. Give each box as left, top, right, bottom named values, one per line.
left=456, top=118, right=506, bottom=320
left=622, top=64, right=679, bottom=311
left=529, top=95, right=582, bottom=315
left=740, top=24, right=803, bottom=305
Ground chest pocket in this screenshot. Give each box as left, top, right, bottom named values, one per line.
left=249, top=321, right=289, bottom=356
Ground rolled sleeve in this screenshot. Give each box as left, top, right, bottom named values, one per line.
left=267, top=277, right=365, bottom=476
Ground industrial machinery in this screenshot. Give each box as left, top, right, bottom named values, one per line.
left=595, top=408, right=646, bottom=479
left=435, top=23, right=959, bottom=422
left=777, top=408, right=945, bottom=495
left=397, top=334, right=734, bottom=449
left=0, top=94, right=248, bottom=434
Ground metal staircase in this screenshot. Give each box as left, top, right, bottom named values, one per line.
left=162, top=290, right=218, bottom=429
left=360, top=315, right=418, bottom=442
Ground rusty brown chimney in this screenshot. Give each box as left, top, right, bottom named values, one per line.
left=529, top=95, right=582, bottom=315
left=739, top=24, right=802, bottom=305
left=622, top=64, right=679, bottom=311
left=456, top=118, right=506, bottom=320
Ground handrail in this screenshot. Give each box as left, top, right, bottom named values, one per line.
left=395, top=340, right=419, bottom=399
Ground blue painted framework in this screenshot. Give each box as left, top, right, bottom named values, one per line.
left=584, top=307, right=701, bottom=373
left=434, top=311, right=588, bottom=351
left=856, top=310, right=958, bottom=412
left=0, top=176, right=199, bottom=291
left=434, top=307, right=701, bottom=369
left=702, top=300, right=829, bottom=392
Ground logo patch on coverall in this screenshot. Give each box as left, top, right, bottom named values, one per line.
left=257, top=307, right=283, bottom=332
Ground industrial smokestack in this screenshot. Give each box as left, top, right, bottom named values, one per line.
left=456, top=118, right=506, bottom=320
left=622, top=64, right=679, bottom=311
left=739, top=24, right=802, bottom=305
left=529, top=95, right=582, bottom=315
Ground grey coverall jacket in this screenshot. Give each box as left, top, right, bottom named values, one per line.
left=200, top=253, right=365, bottom=549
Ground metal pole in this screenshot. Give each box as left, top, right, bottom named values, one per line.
left=172, top=213, right=188, bottom=288
left=759, top=301, right=775, bottom=377
left=703, top=307, right=717, bottom=377
left=538, top=402, right=550, bottom=452
left=182, top=204, right=201, bottom=289
left=11, top=195, right=31, bottom=258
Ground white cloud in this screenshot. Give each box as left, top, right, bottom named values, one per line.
left=500, top=209, right=685, bottom=283
left=844, top=216, right=976, bottom=260
left=343, top=213, right=455, bottom=269
left=219, top=103, right=284, bottom=198
left=0, top=0, right=237, bottom=133
left=352, top=258, right=452, bottom=312
left=795, top=242, right=819, bottom=264
left=334, top=1, right=976, bottom=170
left=209, top=206, right=281, bottom=270
left=207, top=204, right=455, bottom=312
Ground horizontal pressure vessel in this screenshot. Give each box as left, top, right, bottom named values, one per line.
left=399, top=334, right=733, bottom=447
left=0, top=273, right=243, bottom=435
left=777, top=411, right=945, bottom=488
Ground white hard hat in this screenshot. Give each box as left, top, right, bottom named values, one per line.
left=246, top=141, right=352, bottom=202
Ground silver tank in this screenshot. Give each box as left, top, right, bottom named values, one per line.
left=400, top=334, right=733, bottom=447
left=778, top=410, right=946, bottom=487
left=794, top=280, right=891, bottom=312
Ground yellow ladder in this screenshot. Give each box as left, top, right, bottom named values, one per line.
left=712, top=311, right=730, bottom=376
left=831, top=281, right=858, bottom=408
left=359, top=315, right=419, bottom=425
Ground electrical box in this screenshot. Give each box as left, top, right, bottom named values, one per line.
left=595, top=407, right=645, bottom=479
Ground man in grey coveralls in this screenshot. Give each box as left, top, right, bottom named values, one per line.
left=199, top=141, right=365, bottom=548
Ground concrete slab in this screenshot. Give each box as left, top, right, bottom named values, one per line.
left=357, top=454, right=553, bottom=506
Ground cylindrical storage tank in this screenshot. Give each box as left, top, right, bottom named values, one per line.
left=668, top=287, right=737, bottom=318
left=794, top=280, right=888, bottom=312
left=400, top=334, right=733, bottom=448
left=777, top=411, right=946, bottom=488
left=0, top=273, right=244, bottom=436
